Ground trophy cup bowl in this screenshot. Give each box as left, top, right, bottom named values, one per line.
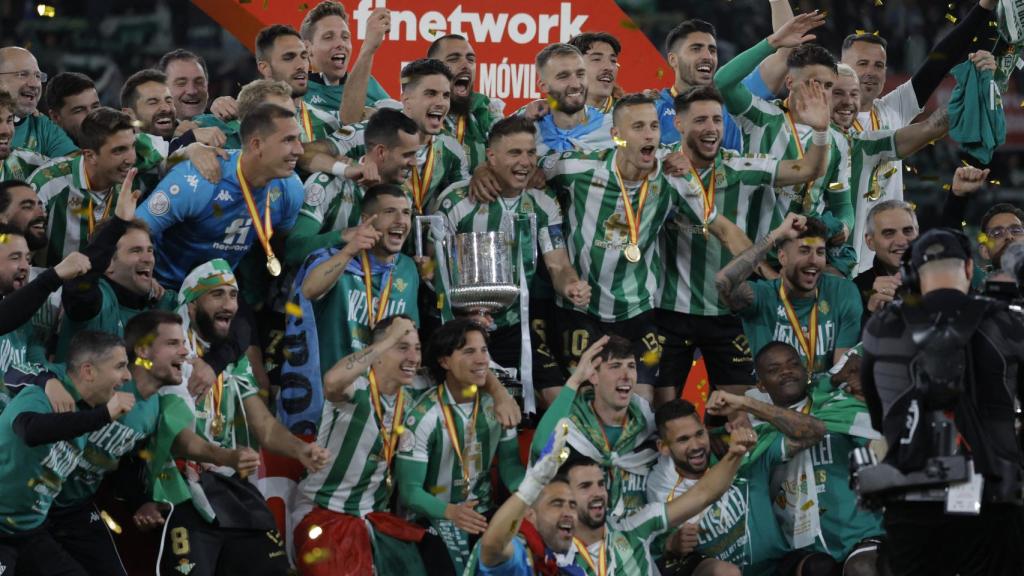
left=448, top=231, right=521, bottom=312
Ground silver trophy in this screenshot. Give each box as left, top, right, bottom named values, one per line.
left=415, top=214, right=536, bottom=313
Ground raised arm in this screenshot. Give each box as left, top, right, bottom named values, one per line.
left=708, top=214, right=754, bottom=257
left=664, top=427, right=757, bottom=526
left=758, top=0, right=798, bottom=95
left=300, top=215, right=380, bottom=300
left=339, top=8, right=389, bottom=124
left=243, top=393, right=330, bottom=472
left=909, top=0, right=996, bottom=107
left=706, top=390, right=825, bottom=453
left=774, top=81, right=830, bottom=186
left=893, top=107, right=949, bottom=158
left=322, top=317, right=416, bottom=402
left=715, top=213, right=806, bottom=311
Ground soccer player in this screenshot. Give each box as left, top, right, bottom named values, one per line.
left=524, top=43, right=613, bottom=155
left=120, top=69, right=177, bottom=141
left=716, top=214, right=863, bottom=374
left=157, top=49, right=210, bottom=123
left=430, top=34, right=506, bottom=172
left=532, top=335, right=657, bottom=518
left=646, top=390, right=827, bottom=576
left=0, top=91, right=47, bottom=181
left=853, top=200, right=918, bottom=316
left=707, top=343, right=884, bottom=574
left=0, top=46, right=78, bottom=158
left=292, top=315, right=426, bottom=576
left=285, top=108, right=419, bottom=264
left=0, top=179, right=46, bottom=254
left=395, top=318, right=526, bottom=575
left=333, top=58, right=469, bottom=216
left=334, top=4, right=393, bottom=125
left=560, top=427, right=758, bottom=576
left=434, top=116, right=590, bottom=413
left=657, top=84, right=831, bottom=401
left=569, top=32, right=622, bottom=114
left=151, top=259, right=329, bottom=576
left=300, top=1, right=390, bottom=116
left=136, top=102, right=304, bottom=288
left=44, top=72, right=101, bottom=146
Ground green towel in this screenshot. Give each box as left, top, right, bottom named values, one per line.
left=948, top=60, right=1006, bottom=164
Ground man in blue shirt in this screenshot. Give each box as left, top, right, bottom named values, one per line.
left=137, top=102, right=304, bottom=288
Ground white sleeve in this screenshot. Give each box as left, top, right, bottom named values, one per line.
left=878, top=80, right=925, bottom=127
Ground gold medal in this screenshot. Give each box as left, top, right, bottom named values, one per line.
left=210, top=414, right=224, bottom=437
left=701, top=224, right=709, bottom=239
left=624, top=243, right=641, bottom=262
left=385, top=473, right=393, bottom=493
left=267, top=255, right=282, bottom=277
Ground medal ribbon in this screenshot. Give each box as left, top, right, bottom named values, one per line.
left=236, top=153, right=277, bottom=265
left=359, top=251, right=394, bottom=329
left=610, top=155, right=650, bottom=250
left=81, top=165, right=113, bottom=236
left=409, top=139, right=437, bottom=214
left=573, top=537, right=608, bottom=576
left=368, top=368, right=405, bottom=477
left=299, top=101, right=314, bottom=142
left=455, top=115, right=467, bottom=144
left=689, top=166, right=716, bottom=229
left=851, top=106, right=880, bottom=133
left=600, top=95, right=614, bottom=114
left=778, top=283, right=818, bottom=373
left=438, top=384, right=480, bottom=485
left=191, top=330, right=224, bottom=429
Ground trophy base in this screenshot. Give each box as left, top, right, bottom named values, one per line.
left=449, top=284, right=520, bottom=313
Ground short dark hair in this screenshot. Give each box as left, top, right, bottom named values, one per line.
left=362, top=183, right=409, bottom=214
left=120, top=69, right=167, bottom=110
left=558, top=452, right=601, bottom=480
left=425, top=318, right=489, bottom=383
left=665, top=19, right=716, bottom=55
left=611, top=92, right=655, bottom=124
left=0, top=222, right=25, bottom=241
left=400, top=59, right=453, bottom=92
left=44, top=72, right=95, bottom=112
left=427, top=34, right=468, bottom=59
left=0, top=90, right=12, bottom=115
left=0, top=180, right=32, bottom=214
left=124, top=310, right=182, bottom=362
left=256, top=24, right=302, bottom=62
left=370, top=313, right=415, bottom=344
left=536, top=43, right=582, bottom=71
left=673, top=85, right=723, bottom=115
left=79, top=107, right=134, bottom=152
left=841, top=33, right=888, bottom=52
left=486, top=115, right=536, bottom=147
left=239, top=102, right=296, bottom=145
left=568, top=32, right=622, bottom=56
left=754, top=341, right=800, bottom=374
left=655, top=399, right=701, bottom=438
left=157, top=49, right=208, bottom=78
left=786, top=44, right=837, bottom=72
left=778, top=216, right=828, bottom=246
left=300, top=0, right=348, bottom=41
left=595, top=334, right=634, bottom=364
left=365, top=108, right=419, bottom=149
left=67, top=330, right=125, bottom=374
left=981, top=203, right=1024, bottom=232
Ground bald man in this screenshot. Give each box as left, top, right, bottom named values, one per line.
left=0, top=46, right=78, bottom=158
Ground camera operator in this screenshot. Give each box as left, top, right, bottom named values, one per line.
left=860, top=228, right=1024, bottom=576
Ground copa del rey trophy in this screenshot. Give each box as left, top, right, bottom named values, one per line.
left=416, top=213, right=540, bottom=414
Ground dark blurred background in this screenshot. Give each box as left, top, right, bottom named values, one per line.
left=1, top=0, right=1019, bottom=231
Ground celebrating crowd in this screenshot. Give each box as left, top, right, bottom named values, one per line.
left=0, top=0, right=1022, bottom=575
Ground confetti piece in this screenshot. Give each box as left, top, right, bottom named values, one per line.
left=856, top=29, right=866, bottom=35
left=828, top=182, right=843, bottom=191
left=138, top=331, right=156, bottom=348
left=0, top=234, right=7, bottom=244
left=978, top=232, right=994, bottom=249
left=619, top=19, right=639, bottom=30
left=908, top=201, right=918, bottom=211
left=467, top=384, right=479, bottom=395
left=801, top=500, right=816, bottom=511
left=135, top=357, right=153, bottom=370
left=874, top=0, right=883, bottom=6
left=942, top=184, right=951, bottom=190
left=948, top=2, right=955, bottom=8
left=4, top=517, right=15, bottom=526
left=656, top=68, right=665, bottom=80
left=882, top=167, right=898, bottom=178
left=395, top=424, right=405, bottom=435
left=308, top=525, right=323, bottom=540
left=961, top=159, right=973, bottom=167
left=130, top=119, right=144, bottom=129
left=285, top=302, right=303, bottom=317
left=302, top=547, right=330, bottom=566
left=990, top=20, right=998, bottom=27
left=946, top=13, right=957, bottom=23
left=138, top=449, right=152, bottom=461
left=641, top=348, right=660, bottom=366
left=298, top=2, right=308, bottom=10
left=259, top=388, right=270, bottom=398
left=988, top=179, right=1001, bottom=186
left=613, top=136, right=628, bottom=148
left=100, top=510, right=122, bottom=534
left=429, top=485, right=447, bottom=494
left=546, top=96, right=559, bottom=111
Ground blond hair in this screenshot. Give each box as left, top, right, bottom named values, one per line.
left=237, top=79, right=292, bottom=120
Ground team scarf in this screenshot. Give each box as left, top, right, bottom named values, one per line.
left=536, top=109, right=606, bottom=153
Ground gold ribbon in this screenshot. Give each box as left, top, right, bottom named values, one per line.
left=409, top=139, right=438, bottom=214
left=437, top=384, right=480, bottom=486
left=368, top=368, right=405, bottom=486
left=779, top=283, right=819, bottom=373
left=81, top=165, right=113, bottom=236
left=610, top=154, right=650, bottom=253
left=573, top=536, right=608, bottom=576
left=360, top=251, right=393, bottom=329
left=236, top=153, right=279, bottom=272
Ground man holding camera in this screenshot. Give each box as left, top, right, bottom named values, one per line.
left=860, top=227, right=1024, bottom=576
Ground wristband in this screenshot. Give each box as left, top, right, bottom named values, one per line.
left=331, top=161, right=347, bottom=177
left=811, top=130, right=828, bottom=146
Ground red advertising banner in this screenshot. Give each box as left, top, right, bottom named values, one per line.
left=192, top=0, right=671, bottom=111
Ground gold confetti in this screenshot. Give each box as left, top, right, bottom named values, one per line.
left=882, top=167, right=898, bottom=178
left=874, top=0, right=883, bottom=6
left=546, top=96, right=559, bottom=111
left=429, top=485, right=447, bottom=494
left=298, top=2, right=308, bottom=10
left=619, top=19, right=639, bottom=30
left=990, top=20, right=998, bottom=27
left=285, top=302, right=303, bottom=317
left=801, top=500, right=816, bottom=511
left=972, top=36, right=978, bottom=42
left=945, top=13, right=957, bottom=23
left=978, top=232, right=994, bottom=249
left=4, top=517, right=15, bottom=526
left=467, top=384, right=479, bottom=395
left=130, top=119, right=144, bottom=129
left=259, top=388, right=270, bottom=398
left=613, top=136, right=628, bottom=148
left=138, top=449, right=152, bottom=461
left=908, top=201, right=917, bottom=210
left=0, top=234, right=7, bottom=244
left=302, top=547, right=330, bottom=565
left=135, top=357, right=153, bottom=370
left=948, top=2, right=955, bottom=8
left=961, top=220, right=968, bottom=227
left=961, top=159, right=973, bottom=167
left=990, top=179, right=1001, bottom=186
left=138, top=331, right=156, bottom=348
left=641, top=348, right=660, bottom=366
left=308, top=525, right=323, bottom=540
left=828, top=182, right=844, bottom=191
left=942, top=184, right=951, bottom=190
left=656, top=68, right=665, bottom=80
left=395, top=424, right=405, bottom=435
left=100, top=510, right=122, bottom=534
left=856, top=29, right=866, bottom=35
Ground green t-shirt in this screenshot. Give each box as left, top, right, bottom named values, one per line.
left=304, top=74, right=391, bottom=113
left=738, top=275, right=863, bottom=374
left=192, top=115, right=241, bottom=149
left=13, top=114, right=78, bottom=159
left=0, top=321, right=44, bottom=385
left=1, top=148, right=49, bottom=181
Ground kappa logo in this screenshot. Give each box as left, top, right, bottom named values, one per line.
left=176, top=559, right=195, bottom=575
left=89, top=511, right=100, bottom=523
left=215, top=190, right=233, bottom=203
left=309, top=95, right=325, bottom=105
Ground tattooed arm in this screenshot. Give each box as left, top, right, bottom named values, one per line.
left=715, top=213, right=806, bottom=311
left=322, top=317, right=418, bottom=402
left=706, top=390, right=826, bottom=454
left=301, top=216, right=382, bottom=301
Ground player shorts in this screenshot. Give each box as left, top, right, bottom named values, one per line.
left=0, top=525, right=88, bottom=576
left=48, top=502, right=128, bottom=576
left=557, top=308, right=661, bottom=386
left=657, top=551, right=712, bottom=576
left=655, top=311, right=755, bottom=392
left=487, top=321, right=565, bottom=392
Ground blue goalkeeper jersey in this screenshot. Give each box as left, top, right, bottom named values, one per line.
left=656, top=68, right=774, bottom=148
left=136, top=150, right=303, bottom=288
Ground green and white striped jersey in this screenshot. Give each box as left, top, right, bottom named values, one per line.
left=434, top=180, right=564, bottom=328
left=0, top=148, right=49, bottom=181
left=541, top=148, right=714, bottom=322
left=300, top=171, right=366, bottom=235
left=396, top=386, right=516, bottom=512
left=561, top=504, right=669, bottom=576
left=441, top=93, right=505, bottom=172
left=842, top=129, right=899, bottom=272
left=658, top=149, right=779, bottom=316
left=298, top=375, right=405, bottom=517
left=330, top=123, right=470, bottom=214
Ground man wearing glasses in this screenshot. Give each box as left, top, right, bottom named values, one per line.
left=0, top=46, right=78, bottom=159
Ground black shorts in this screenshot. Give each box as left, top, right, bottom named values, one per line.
left=655, top=310, right=755, bottom=392
left=0, top=526, right=88, bottom=576
left=158, top=500, right=288, bottom=576
left=657, top=551, right=711, bottom=576
left=48, top=502, right=128, bottom=576
left=557, top=308, right=661, bottom=386
left=487, top=320, right=564, bottom=392
left=776, top=549, right=839, bottom=576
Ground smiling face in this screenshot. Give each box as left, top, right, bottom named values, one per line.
left=981, top=211, right=1024, bottom=268
left=78, top=345, right=131, bottom=406
left=842, top=41, right=887, bottom=103
left=259, top=34, right=310, bottom=99
left=375, top=328, right=421, bottom=387
left=756, top=345, right=810, bottom=407
left=308, top=14, right=352, bottom=82
left=676, top=99, right=723, bottom=162
left=84, top=129, right=137, bottom=189
left=0, top=48, right=43, bottom=116
left=0, top=233, right=30, bottom=294
left=367, top=193, right=413, bottom=255
left=669, top=32, right=717, bottom=87
left=106, top=228, right=155, bottom=296
left=49, top=87, right=101, bottom=144
left=658, top=414, right=710, bottom=477
left=130, top=81, right=177, bottom=139
left=567, top=464, right=608, bottom=530
left=779, top=237, right=826, bottom=293
left=373, top=129, right=420, bottom=184
left=589, top=353, right=638, bottom=412
left=540, top=53, right=588, bottom=116
left=0, top=185, right=46, bottom=252
left=583, top=41, right=619, bottom=101
left=439, top=329, right=490, bottom=389
left=138, top=322, right=189, bottom=387
left=433, top=38, right=476, bottom=111
left=251, top=116, right=304, bottom=178
left=865, top=207, right=918, bottom=271
left=530, top=481, right=577, bottom=553
left=191, top=285, right=238, bottom=343
left=612, top=103, right=660, bottom=172
left=164, top=58, right=208, bottom=120
left=487, top=131, right=537, bottom=192
left=0, top=103, right=11, bottom=160
left=402, top=74, right=451, bottom=136
left=831, top=73, right=860, bottom=129
left=786, top=65, right=836, bottom=114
